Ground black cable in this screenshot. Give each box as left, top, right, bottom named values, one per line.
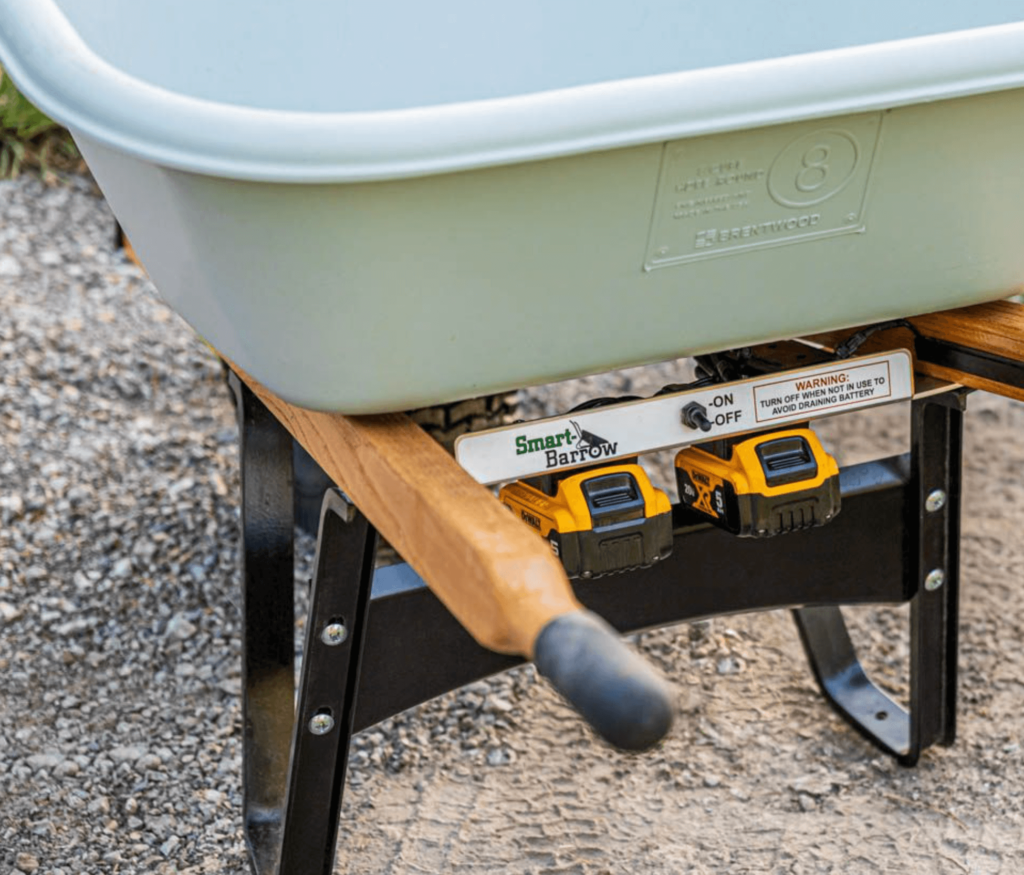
left=567, top=395, right=643, bottom=413
left=832, top=319, right=921, bottom=359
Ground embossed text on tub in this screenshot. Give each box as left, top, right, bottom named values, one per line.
left=645, top=112, right=884, bottom=269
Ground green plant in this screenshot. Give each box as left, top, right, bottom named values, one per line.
left=0, top=67, right=81, bottom=179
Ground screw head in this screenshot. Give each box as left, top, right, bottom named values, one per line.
left=321, top=622, right=348, bottom=646
left=309, top=713, right=335, bottom=735
left=924, top=569, right=945, bottom=591
left=925, top=490, right=947, bottom=513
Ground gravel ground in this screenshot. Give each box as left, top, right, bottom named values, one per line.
left=3, top=173, right=1024, bottom=874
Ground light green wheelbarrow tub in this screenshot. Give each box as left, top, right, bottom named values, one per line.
left=2, top=1, right=1024, bottom=412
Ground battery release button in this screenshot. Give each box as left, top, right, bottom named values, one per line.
left=756, top=436, right=818, bottom=487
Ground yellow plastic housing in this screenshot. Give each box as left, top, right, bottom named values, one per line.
left=676, top=428, right=838, bottom=499
left=499, top=464, right=671, bottom=537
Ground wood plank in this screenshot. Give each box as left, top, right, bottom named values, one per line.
left=806, top=301, right=1024, bottom=403
left=912, top=301, right=1024, bottom=358
left=232, top=365, right=581, bottom=658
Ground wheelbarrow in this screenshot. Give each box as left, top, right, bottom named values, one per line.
left=4, top=2, right=1024, bottom=872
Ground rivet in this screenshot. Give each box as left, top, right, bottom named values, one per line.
left=925, top=490, right=947, bottom=513
left=924, top=569, right=945, bottom=591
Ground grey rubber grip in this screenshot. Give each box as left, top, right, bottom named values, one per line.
left=533, top=610, right=675, bottom=751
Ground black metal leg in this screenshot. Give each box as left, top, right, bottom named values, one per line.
left=794, top=392, right=965, bottom=765
left=279, top=490, right=377, bottom=875
left=792, top=605, right=911, bottom=758
left=231, top=373, right=296, bottom=874
left=231, top=370, right=376, bottom=875
left=907, top=392, right=964, bottom=760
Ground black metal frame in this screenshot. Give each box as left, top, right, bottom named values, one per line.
left=916, top=334, right=1024, bottom=393
left=231, top=374, right=966, bottom=875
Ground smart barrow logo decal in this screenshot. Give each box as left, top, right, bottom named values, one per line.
left=514, top=420, right=619, bottom=469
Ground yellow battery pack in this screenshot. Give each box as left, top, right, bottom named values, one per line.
left=674, top=428, right=840, bottom=537
left=499, top=463, right=673, bottom=578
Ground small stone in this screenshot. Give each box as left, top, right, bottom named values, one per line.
left=703, top=774, right=721, bottom=788
left=0, top=494, right=24, bottom=517
left=716, top=656, right=742, bottom=675
left=0, top=255, right=22, bottom=277
left=216, top=678, right=241, bottom=696
left=159, top=835, right=181, bottom=856
left=109, top=745, right=147, bottom=764
left=165, top=613, right=197, bottom=640
left=202, top=789, right=225, bottom=805
left=486, top=747, right=514, bottom=766
left=0, top=602, right=23, bottom=623
left=54, top=618, right=93, bottom=636
left=678, top=684, right=703, bottom=714
left=136, top=754, right=163, bottom=771
left=15, top=853, right=40, bottom=873
left=110, top=558, right=132, bottom=579
left=486, top=696, right=513, bottom=713
left=87, top=796, right=111, bottom=816
left=38, top=249, right=63, bottom=266
left=798, top=793, right=818, bottom=812
left=789, top=774, right=835, bottom=797
left=124, top=797, right=139, bottom=815
left=27, top=752, right=65, bottom=771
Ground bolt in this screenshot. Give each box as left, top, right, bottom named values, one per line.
left=924, top=569, right=945, bottom=591
left=925, top=490, right=947, bottom=513
left=321, top=622, right=348, bottom=646
left=309, top=713, right=334, bottom=735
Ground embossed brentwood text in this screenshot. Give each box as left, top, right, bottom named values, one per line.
left=694, top=214, right=821, bottom=249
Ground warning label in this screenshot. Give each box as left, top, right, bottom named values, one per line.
left=754, top=360, right=893, bottom=423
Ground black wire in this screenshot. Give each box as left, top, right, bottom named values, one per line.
left=567, top=395, right=643, bottom=413
left=832, top=319, right=921, bottom=359
left=653, top=375, right=716, bottom=396
left=565, top=373, right=719, bottom=414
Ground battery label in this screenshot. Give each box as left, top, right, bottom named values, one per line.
left=455, top=350, right=913, bottom=485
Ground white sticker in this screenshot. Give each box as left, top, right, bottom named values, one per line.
left=455, top=351, right=913, bottom=485
left=751, top=359, right=894, bottom=423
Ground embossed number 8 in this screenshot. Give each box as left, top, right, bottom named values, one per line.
left=795, top=145, right=830, bottom=193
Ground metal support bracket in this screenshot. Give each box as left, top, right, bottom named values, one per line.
left=793, top=391, right=964, bottom=765
left=278, top=489, right=377, bottom=874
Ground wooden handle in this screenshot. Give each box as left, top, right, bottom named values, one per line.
left=232, top=365, right=581, bottom=657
